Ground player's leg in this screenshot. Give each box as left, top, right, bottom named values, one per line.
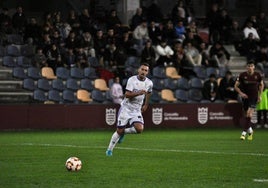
left=240, top=100, right=249, bottom=140
left=246, top=107, right=254, bottom=140
left=124, top=114, right=144, bottom=134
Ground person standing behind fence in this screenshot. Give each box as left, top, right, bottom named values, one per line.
left=256, top=86, right=268, bottom=129
left=234, top=61, right=264, bottom=140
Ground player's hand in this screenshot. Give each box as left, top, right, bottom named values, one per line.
left=142, top=104, right=148, bottom=113
left=240, top=93, right=248, bottom=99
left=139, top=90, right=147, bottom=95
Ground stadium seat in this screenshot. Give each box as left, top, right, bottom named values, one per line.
left=189, top=77, right=203, bottom=89
left=166, top=67, right=181, bottom=79
left=6, top=45, right=20, bottom=57
left=33, top=89, right=47, bottom=102
left=152, top=78, right=165, bottom=91
left=27, top=67, right=42, bottom=80
left=7, top=34, right=23, bottom=45
left=193, top=66, right=207, bottom=79
left=164, top=78, right=178, bottom=90
left=56, top=67, right=70, bottom=80
left=219, top=66, right=229, bottom=77
left=66, top=78, right=80, bottom=91
left=206, top=67, right=219, bottom=78
left=161, top=89, right=177, bottom=102
left=84, top=67, right=98, bottom=79
left=91, top=89, right=106, bottom=103
left=0, top=45, right=5, bottom=56
left=150, top=90, right=161, bottom=103
left=175, top=89, right=188, bottom=102
left=77, top=89, right=92, bottom=103
left=105, top=90, right=113, bottom=103
left=20, top=44, right=35, bottom=57
left=52, top=79, right=66, bottom=91
left=152, top=66, right=166, bottom=79
left=188, top=88, right=203, bottom=102
left=125, top=56, right=140, bottom=68
left=88, top=56, right=100, bottom=68
left=48, top=89, right=62, bottom=103
left=37, top=78, right=52, bottom=91
left=81, top=78, right=94, bottom=91
left=70, top=67, right=84, bottom=79
left=94, top=78, right=109, bottom=91
left=17, top=56, right=32, bottom=67
left=12, top=66, right=27, bottom=79
left=23, top=78, right=37, bottom=91
left=3, top=56, right=17, bottom=67
left=177, top=77, right=189, bottom=90
left=62, top=89, right=76, bottom=103
left=41, top=67, right=57, bottom=80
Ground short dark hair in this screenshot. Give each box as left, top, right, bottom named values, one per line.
left=140, top=63, right=150, bottom=68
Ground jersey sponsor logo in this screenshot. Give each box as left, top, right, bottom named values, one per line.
left=198, top=107, right=208, bottom=124
left=152, top=108, right=163, bottom=125
left=105, top=108, right=116, bottom=126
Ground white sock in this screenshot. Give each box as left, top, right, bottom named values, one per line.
left=247, top=127, right=253, bottom=134
left=124, top=126, right=137, bottom=134
left=241, top=131, right=247, bottom=136
left=107, top=131, right=120, bottom=151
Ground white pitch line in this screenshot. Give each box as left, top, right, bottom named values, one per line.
left=253, top=179, right=268, bottom=182
left=3, top=143, right=268, bottom=157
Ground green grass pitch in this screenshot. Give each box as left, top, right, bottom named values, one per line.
left=0, top=128, right=267, bottom=188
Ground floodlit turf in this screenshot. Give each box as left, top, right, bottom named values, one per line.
left=0, top=129, right=268, bottom=188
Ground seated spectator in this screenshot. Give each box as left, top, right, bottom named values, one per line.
left=155, top=38, right=174, bottom=67
left=171, top=0, right=186, bottom=24
left=79, top=8, right=94, bottom=33
left=209, top=41, right=230, bottom=67
left=33, top=48, right=47, bottom=68
left=106, top=9, right=122, bottom=34
left=184, top=41, right=202, bottom=66
left=81, top=31, right=96, bottom=57
left=174, top=20, right=186, bottom=42
left=132, top=19, right=150, bottom=48
left=24, top=17, right=42, bottom=45
left=67, top=10, right=81, bottom=35
left=229, top=20, right=244, bottom=54
left=110, top=76, right=124, bottom=104
left=46, top=43, right=63, bottom=71
left=219, top=71, right=237, bottom=100
left=218, top=9, right=233, bottom=44
left=0, top=8, right=13, bottom=34
left=198, top=42, right=217, bottom=67
left=64, top=31, right=80, bottom=50
left=94, top=29, right=106, bottom=64
left=202, top=73, right=219, bottom=102
left=75, top=47, right=88, bottom=69
left=141, top=40, right=156, bottom=68
left=183, top=31, right=203, bottom=50
left=12, top=6, right=27, bottom=34
left=161, top=20, right=177, bottom=46
left=64, top=48, right=76, bottom=68
left=148, top=20, right=162, bottom=46
left=243, top=21, right=260, bottom=41
left=130, top=7, right=146, bottom=30
left=255, top=45, right=268, bottom=73
left=241, top=32, right=259, bottom=61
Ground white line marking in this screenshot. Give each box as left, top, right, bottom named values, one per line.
left=3, top=143, right=268, bottom=157
left=253, top=179, right=268, bottom=182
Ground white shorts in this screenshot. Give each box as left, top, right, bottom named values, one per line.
left=117, top=106, right=144, bottom=128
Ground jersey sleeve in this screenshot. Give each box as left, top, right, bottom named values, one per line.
left=125, top=77, right=134, bottom=92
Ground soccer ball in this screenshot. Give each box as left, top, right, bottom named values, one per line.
left=65, top=157, right=82, bottom=171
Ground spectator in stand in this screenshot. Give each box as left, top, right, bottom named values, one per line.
left=241, top=32, right=258, bottom=61
left=103, top=42, right=120, bottom=71
left=155, top=38, right=174, bottom=67
left=229, top=20, right=244, bottom=54
left=209, top=41, right=230, bottom=67
left=174, top=20, right=186, bottom=42
left=141, top=39, right=156, bottom=69
left=110, top=76, right=124, bottom=104
left=130, top=7, right=146, bottom=30
left=183, top=31, right=203, bottom=49
left=202, top=73, right=219, bottom=102
left=184, top=41, right=202, bottom=67
left=146, top=1, right=163, bottom=23
left=33, top=47, right=47, bottom=68
left=105, top=28, right=117, bottom=47
left=161, top=20, right=176, bottom=46
left=255, top=45, right=268, bottom=73
left=206, top=3, right=221, bottom=44
left=218, top=70, right=237, bottom=101
left=117, top=31, right=134, bottom=56
left=64, top=48, right=76, bottom=68
left=46, top=43, right=63, bottom=72
left=198, top=42, right=217, bottom=67
left=67, top=10, right=81, bottom=35
left=132, top=19, right=150, bottom=48
left=94, top=29, right=106, bottom=64
left=75, top=47, right=88, bottom=69
left=186, top=20, right=199, bottom=37
left=38, top=33, right=52, bottom=55
left=256, top=12, right=268, bottom=44
left=79, top=8, right=94, bottom=33
left=243, top=21, right=260, bottom=41
left=24, top=17, right=42, bottom=45
left=106, top=9, right=122, bottom=34
left=58, top=22, right=72, bottom=40
left=0, top=8, right=13, bottom=34
left=148, top=20, right=162, bottom=46
left=51, top=30, right=65, bottom=52
left=64, top=31, right=80, bottom=50
left=12, top=6, right=27, bottom=34
left=43, top=12, right=54, bottom=31
left=218, top=9, right=233, bottom=44
left=80, top=31, right=95, bottom=57
left=171, top=0, right=187, bottom=24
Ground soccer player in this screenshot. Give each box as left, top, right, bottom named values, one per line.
left=234, top=61, right=264, bottom=140
left=106, top=63, right=153, bottom=156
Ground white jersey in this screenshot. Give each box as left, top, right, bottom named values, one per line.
left=121, top=75, right=153, bottom=112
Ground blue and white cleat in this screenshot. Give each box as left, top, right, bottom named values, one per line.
left=118, top=134, right=125, bottom=144
left=106, top=150, right=113, bottom=156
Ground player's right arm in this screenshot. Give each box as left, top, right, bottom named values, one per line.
left=125, top=90, right=146, bottom=98
left=234, top=79, right=248, bottom=99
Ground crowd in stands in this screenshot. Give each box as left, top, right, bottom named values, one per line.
left=0, top=0, right=267, bottom=103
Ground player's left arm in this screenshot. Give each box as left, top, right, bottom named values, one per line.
left=142, top=92, right=151, bottom=113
